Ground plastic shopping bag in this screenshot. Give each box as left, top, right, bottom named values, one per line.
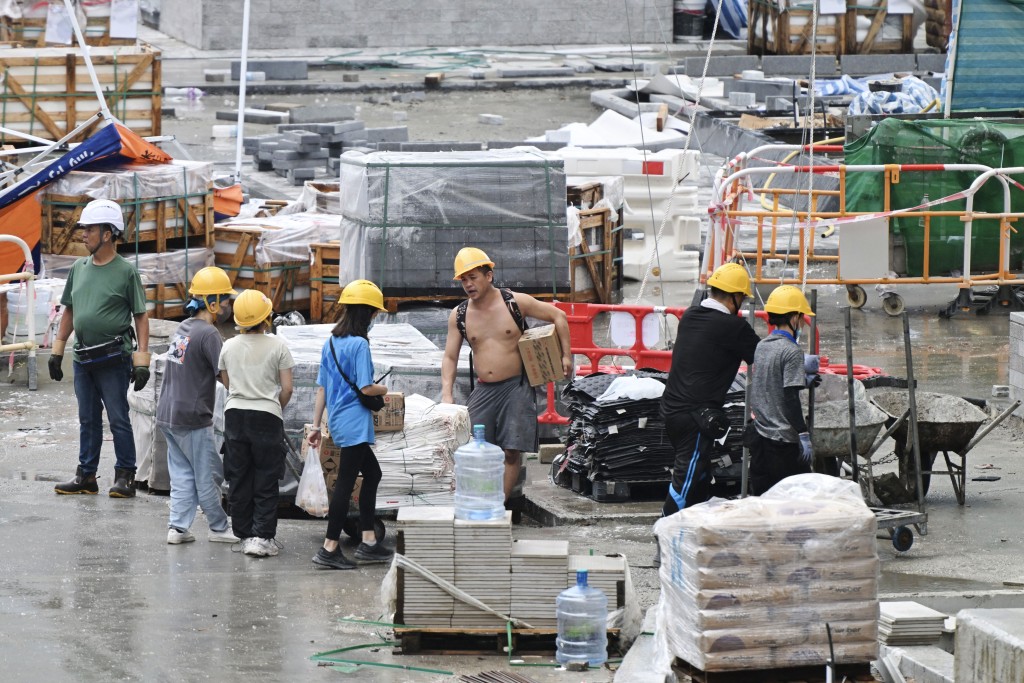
left=296, top=445, right=330, bottom=517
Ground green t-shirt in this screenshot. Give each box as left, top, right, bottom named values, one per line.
left=60, top=254, right=147, bottom=359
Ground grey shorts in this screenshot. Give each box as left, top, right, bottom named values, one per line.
left=467, top=375, right=538, bottom=454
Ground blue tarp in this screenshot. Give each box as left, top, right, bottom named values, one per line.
left=948, top=0, right=1024, bottom=111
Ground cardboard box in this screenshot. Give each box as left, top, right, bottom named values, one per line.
left=518, top=324, right=566, bottom=386
left=373, top=392, right=405, bottom=432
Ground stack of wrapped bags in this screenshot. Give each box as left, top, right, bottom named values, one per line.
left=652, top=474, right=879, bottom=674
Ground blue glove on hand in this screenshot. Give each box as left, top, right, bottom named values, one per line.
left=803, top=354, right=820, bottom=375
left=798, top=432, right=813, bottom=465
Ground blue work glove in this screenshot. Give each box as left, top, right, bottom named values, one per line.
left=798, top=433, right=813, bottom=465
left=803, top=354, right=820, bottom=374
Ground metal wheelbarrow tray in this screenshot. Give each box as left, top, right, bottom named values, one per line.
left=870, top=391, right=1019, bottom=505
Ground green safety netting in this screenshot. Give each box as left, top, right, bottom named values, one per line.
left=844, top=118, right=1024, bottom=277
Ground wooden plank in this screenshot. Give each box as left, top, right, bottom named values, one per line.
left=2, top=70, right=65, bottom=139
left=655, top=103, right=668, bottom=132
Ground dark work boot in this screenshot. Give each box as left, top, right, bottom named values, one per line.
left=109, top=468, right=137, bottom=498
left=54, top=466, right=98, bottom=495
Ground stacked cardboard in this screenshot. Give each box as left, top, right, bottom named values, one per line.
left=398, top=507, right=455, bottom=627
left=511, top=540, right=569, bottom=629
left=653, top=474, right=879, bottom=673
left=452, top=512, right=513, bottom=628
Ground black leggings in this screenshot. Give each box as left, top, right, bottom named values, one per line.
left=325, top=442, right=382, bottom=541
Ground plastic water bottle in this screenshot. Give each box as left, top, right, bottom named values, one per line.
left=164, top=87, right=204, bottom=100
left=453, top=424, right=505, bottom=521
left=556, top=569, right=608, bottom=668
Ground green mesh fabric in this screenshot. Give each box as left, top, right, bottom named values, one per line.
left=845, top=118, right=1024, bottom=276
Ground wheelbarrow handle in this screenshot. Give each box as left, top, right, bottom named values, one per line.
left=958, top=399, right=1022, bottom=457
left=863, top=408, right=911, bottom=460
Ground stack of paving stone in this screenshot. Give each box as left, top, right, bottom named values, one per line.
left=511, top=540, right=569, bottom=629
left=244, top=122, right=409, bottom=184
left=878, top=602, right=946, bottom=646
left=452, top=511, right=513, bottom=628
left=568, top=554, right=626, bottom=609
left=397, top=507, right=455, bottom=627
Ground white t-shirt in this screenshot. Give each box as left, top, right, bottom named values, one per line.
left=218, top=332, right=295, bottom=419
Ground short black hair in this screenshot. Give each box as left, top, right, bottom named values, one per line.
left=768, top=312, right=799, bottom=327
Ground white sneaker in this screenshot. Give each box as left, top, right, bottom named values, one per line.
left=167, top=528, right=195, bottom=545
left=257, top=537, right=279, bottom=557
left=242, top=537, right=265, bottom=557
left=208, top=527, right=239, bottom=543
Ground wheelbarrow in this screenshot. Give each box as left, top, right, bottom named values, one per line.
left=870, top=391, right=1021, bottom=505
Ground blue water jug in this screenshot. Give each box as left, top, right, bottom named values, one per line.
left=556, top=569, right=608, bottom=667
left=453, top=424, right=505, bottom=521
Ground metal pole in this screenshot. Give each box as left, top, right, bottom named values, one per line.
left=740, top=298, right=756, bottom=498
left=63, top=0, right=113, bottom=122
left=234, top=0, right=252, bottom=183
left=903, top=312, right=925, bottom=513
left=844, top=307, right=858, bottom=483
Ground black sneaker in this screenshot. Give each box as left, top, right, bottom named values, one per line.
left=312, top=546, right=356, bottom=570
left=354, top=542, right=394, bottom=564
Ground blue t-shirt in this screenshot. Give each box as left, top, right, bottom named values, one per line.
left=317, top=334, right=375, bottom=447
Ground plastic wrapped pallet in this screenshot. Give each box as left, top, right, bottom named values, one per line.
left=338, top=150, right=569, bottom=296
left=651, top=474, right=879, bottom=675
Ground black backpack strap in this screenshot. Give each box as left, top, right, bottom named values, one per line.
left=328, top=337, right=361, bottom=395
left=455, top=299, right=469, bottom=341
left=501, top=288, right=528, bottom=333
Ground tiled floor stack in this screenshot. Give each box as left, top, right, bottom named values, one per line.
left=511, top=540, right=570, bottom=629
left=452, top=512, right=513, bottom=628
left=397, top=507, right=455, bottom=627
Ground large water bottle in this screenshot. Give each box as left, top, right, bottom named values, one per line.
left=556, top=569, right=608, bottom=668
left=453, top=424, right=505, bottom=521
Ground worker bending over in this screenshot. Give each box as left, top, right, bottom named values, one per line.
left=746, top=285, right=818, bottom=495
left=441, top=247, right=571, bottom=501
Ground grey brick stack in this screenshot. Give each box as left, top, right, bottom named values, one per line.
left=338, top=150, right=569, bottom=296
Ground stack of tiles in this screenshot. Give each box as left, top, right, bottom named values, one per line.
left=568, top=554, right=626, bottom=610
left=511, top=540, right=569, bottom=629
left=452, top=511, right=513, bottom=628
left=397, top=507, right=455, bottom=627
left=878, top=602, right=946, bottom=646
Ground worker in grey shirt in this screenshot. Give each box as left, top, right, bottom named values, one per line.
left=747, top=285, right=819, bottom=495
left=156, top=267, right=238, bottom=545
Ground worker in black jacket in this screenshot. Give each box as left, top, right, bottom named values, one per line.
left=660, top=262, right=760, bottom=518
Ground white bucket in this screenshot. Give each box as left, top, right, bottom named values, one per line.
left=4, top=287, right=55, bottom=344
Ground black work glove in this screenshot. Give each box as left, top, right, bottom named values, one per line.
left=131, top=365, right=150, bottom=392
left=48, top=354, right=63, bottom=382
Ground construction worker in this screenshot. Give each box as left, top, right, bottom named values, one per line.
left=309, top=279, right=392, bottom=570
left=747, top=285, right=816, bottom=495
left=157, top=267, right=238, bottom=545
left=660, top=262, right=760, bottom=518
left=50, top=199, right=150, bottom=498
left=218, top=289, right=295, bottom=558
left=441, top=247, right=572, bottom=501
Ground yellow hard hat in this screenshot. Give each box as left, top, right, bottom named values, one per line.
left=339, top=279, right=386, bottom=311
left=707, top=262, right=753, bottom=297
left=764, top=285, right=815, bottom=316
left=453, top=247, right=495, bottom=280
left=188, top=266, right=237, bottom=297
left=233, top=289, right=273, bottom=329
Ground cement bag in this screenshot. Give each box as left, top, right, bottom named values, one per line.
left=296, top=446, right=329, bottom=517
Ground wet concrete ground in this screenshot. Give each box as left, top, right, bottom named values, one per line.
left=2, top=26, right=1023, bottom=682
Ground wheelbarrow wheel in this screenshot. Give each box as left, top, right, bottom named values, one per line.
left=846, top=285, right=867, bottom=309
left=341, top=518, right=387, bottom=543
left=892, top=526, right=914, bottom=552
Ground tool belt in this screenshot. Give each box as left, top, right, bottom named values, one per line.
left=76, top=336, right=125, bottom=365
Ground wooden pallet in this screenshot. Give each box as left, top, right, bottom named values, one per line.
left=749, top=1, right=845, bottom=56
left=571, top=207, right=616, bottom=305
left=214, top=224, right=311, bottom=313
left=675, top=658, right=873, bottom=683
left=0, top=16, right=137, bottom=47
left=309, top=241, right=342, bottom=323
left=567, top=180, right=604, bottom=209
left=42, top=190, right=214, bottom=257
left=0, top=44, right=160, bottom=143
left=394, top=625, right=620, bottom=656
left=845, top=0, right=914, bottom=54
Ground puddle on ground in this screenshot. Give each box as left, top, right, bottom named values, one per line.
left=881, top=571, right=1004, bottom=594
left=2, top=470, right=61, bottom=482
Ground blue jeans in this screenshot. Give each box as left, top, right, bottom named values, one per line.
left=73, top=354, right=136, bottom=475
left=161, top=424, right=230, bottom=533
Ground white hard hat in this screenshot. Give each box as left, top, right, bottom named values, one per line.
left=77, top=199, right=125, bottom=236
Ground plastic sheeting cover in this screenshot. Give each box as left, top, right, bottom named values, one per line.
left=44, top=248, right=214, bottom=286
left=651, top=473, right=879, bottom=674
left=216, top=212, right=341, bottom=265
left=44, top=160, right=213, bottom=201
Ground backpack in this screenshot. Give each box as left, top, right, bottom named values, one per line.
left=455, top=288, right=528, bottom=341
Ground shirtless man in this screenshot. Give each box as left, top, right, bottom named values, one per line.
left=441, top=247, right=572, bottom=500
